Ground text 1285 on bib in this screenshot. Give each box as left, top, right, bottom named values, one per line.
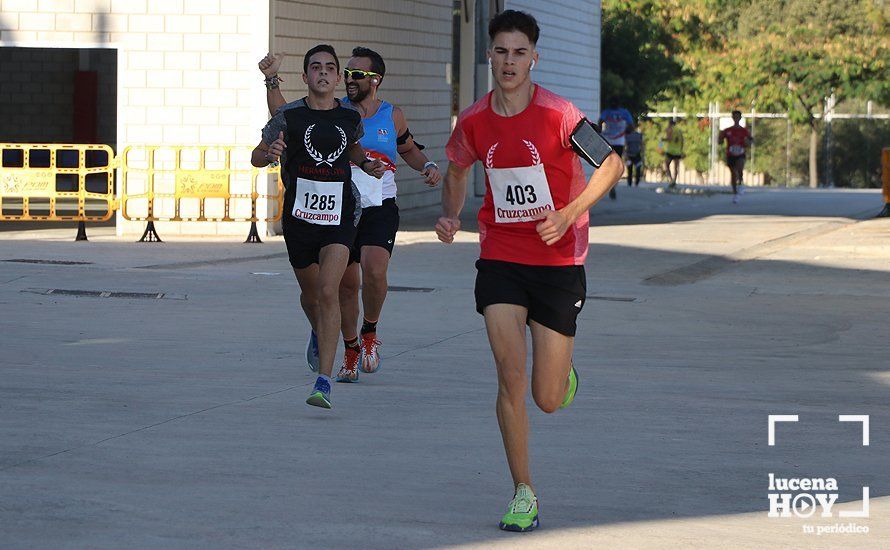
left=292, top=177, right=343, bottom=225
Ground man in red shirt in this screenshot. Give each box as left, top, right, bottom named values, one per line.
left=436, top=10, right=623, bottom=532
left=719, top=110, right=754, bottom=202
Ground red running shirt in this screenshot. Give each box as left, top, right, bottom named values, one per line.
left=723, top=126, right=751, bottom=157
left=446, top=86, right=589, bottom=266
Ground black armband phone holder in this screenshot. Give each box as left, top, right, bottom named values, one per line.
left=570, top=118, right=615, bottom=167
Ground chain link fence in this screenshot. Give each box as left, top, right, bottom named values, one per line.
left=637, top=100, right=889, bottom=188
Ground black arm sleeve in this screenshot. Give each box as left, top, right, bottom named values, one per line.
left=397, top=128, right=425, bottom=150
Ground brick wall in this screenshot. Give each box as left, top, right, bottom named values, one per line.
left=0, top=47, right=75, bottom=142
left=0, top=0, right=272, bottom=236
left=90, top=46, right=116, bottom=146
left=271, top=0, right=453, bottom=210
left=0, top=47, right=117, bottom=146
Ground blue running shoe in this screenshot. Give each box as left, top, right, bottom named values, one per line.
left=306, top=329, right=319, bottom=372
left=306, top=376, right=332, bottom=409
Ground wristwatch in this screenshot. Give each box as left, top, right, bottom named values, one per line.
left=422, top=161, right=438, bottom=172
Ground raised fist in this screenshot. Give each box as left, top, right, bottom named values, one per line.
left=258, top=52, right=284, bottom=77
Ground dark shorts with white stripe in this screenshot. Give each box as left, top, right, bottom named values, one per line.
left=474, top=259, right=587, bottom=337
left=349, top=198, right=400, bottom=264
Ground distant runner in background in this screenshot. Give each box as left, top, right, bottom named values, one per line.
left=661, top=119, right=683, bottom=189
left=598, top=100, right=633, bottom=199
left=624, top=123, right=644, bottom=186
left=719, top=110, right=753, bottom=203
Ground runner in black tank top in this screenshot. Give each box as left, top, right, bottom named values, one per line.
left=251, top=45, right=384, bottom=409
left=259, top=47, right=442, bottom=381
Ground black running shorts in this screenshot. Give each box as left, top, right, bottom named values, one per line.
left=726, top=154, right=745, bottom=169
left=474, top=259, right=587, bottom=337
left=350, top=198, right=400, bottom=264
left=282, top=212, right=358, bottom=269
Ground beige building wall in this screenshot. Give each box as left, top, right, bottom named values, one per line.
left=270, top=0, right=453, bottom=211
left=463, top=1, right=602, bottom=194
left=0, top=0, right=272, bottom=237
left=506, top=0, right=601, bottom=144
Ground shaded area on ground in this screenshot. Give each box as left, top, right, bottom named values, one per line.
left=1, top=187, right=888, bottom=548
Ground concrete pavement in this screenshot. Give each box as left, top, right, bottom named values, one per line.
left=1, top=185, right=888, bottom=548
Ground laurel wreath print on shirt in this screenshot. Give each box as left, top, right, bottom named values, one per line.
left=305, top=124, right=348, bottom=166
left=485, top=140, right=542, bottom=169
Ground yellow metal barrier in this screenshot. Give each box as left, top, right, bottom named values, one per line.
left=120, top=145, right=282, bottom=242
left=0, top=143, right=115, bottom=238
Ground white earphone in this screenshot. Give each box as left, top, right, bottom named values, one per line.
left=371, top=78, right=379, bottom=84
left=487, top=58, right=535, bottom=70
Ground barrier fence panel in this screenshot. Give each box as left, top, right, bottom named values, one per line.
left=0, top=143, right=115, bottom=231
left=120, top=145, right=282, bottom=242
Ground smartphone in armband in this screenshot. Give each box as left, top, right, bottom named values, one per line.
left=570, top=118, right=615, bottom=167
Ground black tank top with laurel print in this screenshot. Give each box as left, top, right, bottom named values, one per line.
left=263, top=98, right=363, bottom=225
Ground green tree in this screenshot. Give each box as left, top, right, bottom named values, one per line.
left=604, top=0, right=889, bottom=187
left=600, top=0, right=689, bottom=115
left=603, top=1, right=735, bottom=181
left=692, top=0, right=889, bottom=186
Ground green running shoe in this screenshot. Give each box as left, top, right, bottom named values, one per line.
left=499, top=483, right=539, bottom=532
left=560, top=365, right=578, bottom=410
left=306, top=376, right=332, bottom=409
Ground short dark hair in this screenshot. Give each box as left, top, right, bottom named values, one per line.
left=488, top=10, right=540, bottom=45
left=303, top=44, right=340, bottom=73
left=351, top=46, right=386, bottom=78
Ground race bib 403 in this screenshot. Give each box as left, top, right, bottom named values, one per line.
left=486, top=163, right=555, bottom=223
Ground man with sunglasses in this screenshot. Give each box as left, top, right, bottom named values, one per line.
left=259, top=47, right=441, bottom=382
left=251, top=44, right=385, bottom=409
